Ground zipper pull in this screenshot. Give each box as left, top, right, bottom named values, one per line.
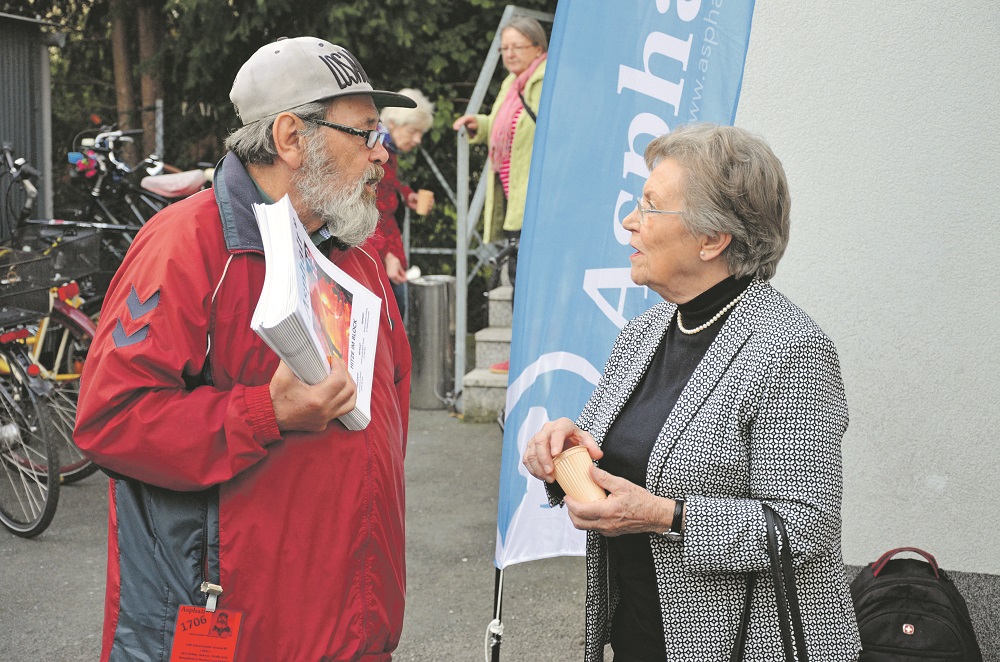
left=200, top=582, right=223, bottom=612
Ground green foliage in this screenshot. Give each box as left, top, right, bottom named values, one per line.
left=10, top=0, right=558, bottom=329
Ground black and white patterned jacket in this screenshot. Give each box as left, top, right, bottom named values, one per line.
left=575, top=279, right=861, bottom=661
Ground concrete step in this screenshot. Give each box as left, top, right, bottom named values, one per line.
left=462, top=368, right=508, bottom=423
left=488, top=286, right=513, bottom=328
left=461, top=286, right=513, bottom=423
left=474, top=326, right=511, bottom=370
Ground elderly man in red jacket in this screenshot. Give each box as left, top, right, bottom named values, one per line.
left=76, top=37, right=414, bottom=662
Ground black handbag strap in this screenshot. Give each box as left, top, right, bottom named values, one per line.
left=517, top=89, right=537, bottom=123
left=731, top=505, right=809, bottom=662
left=763, top=504, right=809, bottom=662
left=729, top=572, right=757, bottom=662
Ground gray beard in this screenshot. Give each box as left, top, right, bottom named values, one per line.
left=294, top=139, right=382, bottom=248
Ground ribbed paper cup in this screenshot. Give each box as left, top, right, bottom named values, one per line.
left=416, top=189, right=433, bottom=215
left=552, top=446, right=606, bottom=502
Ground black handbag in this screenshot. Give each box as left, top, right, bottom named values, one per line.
left=730, top=504, right=809, bottom=661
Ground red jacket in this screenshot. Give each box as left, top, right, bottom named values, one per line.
left=75, top=153, right=411, bottom=661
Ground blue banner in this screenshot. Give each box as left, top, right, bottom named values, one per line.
left=495, top=0, right=756, bottom=568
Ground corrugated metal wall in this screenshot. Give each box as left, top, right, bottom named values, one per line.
left=1, top=16, right=48, bottom=241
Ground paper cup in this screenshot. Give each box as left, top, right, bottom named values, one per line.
left=552, top=446, right=606, bottom=502
left=416, top=189, right=433, bottom=215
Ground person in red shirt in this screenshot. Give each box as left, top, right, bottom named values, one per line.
left=366, top=88, right=435, bottom=318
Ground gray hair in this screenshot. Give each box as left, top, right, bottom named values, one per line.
left=644, top=123, right=791, bottom=280
left=502, top=17, right=548, bottom=53
left=224, top=100, right=329, bottom=164
left=380, top=88, right=435, bottom=132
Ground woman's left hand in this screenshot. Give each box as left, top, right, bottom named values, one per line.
left=384, top=253, right=407, bottom=284
left=564, top=465, right=675, bottom=537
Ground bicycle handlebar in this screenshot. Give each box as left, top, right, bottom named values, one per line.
left=2, top=142, right=16, bottom=172
left=92, top=129, right=145, bottom=173
left=16, top=162, right=41, bottom=180
left=1, top=144, right=40, bottom=206
left=94, top=129, right=144, bottom=146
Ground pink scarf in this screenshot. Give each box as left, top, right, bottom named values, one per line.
left=489, top=53, right=546, bottom=173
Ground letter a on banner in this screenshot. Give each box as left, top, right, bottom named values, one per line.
left=495, top=0, right=756, bottom=570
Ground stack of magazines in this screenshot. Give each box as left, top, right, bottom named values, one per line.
left=250, top=195, right=380, bottom=431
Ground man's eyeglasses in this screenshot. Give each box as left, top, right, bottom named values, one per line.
left=297, top=115, right=385, bottom=149
left=498, top=44, right=536, bottom=54
left=635, top=201, right=686, bottom=225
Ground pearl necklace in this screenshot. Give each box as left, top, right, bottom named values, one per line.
left=676, top=289, right=746, bottom=335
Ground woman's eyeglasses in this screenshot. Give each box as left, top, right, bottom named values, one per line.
left=498, top=44, right=536, bottom=54
left=635, top=201, right=685, bottom=225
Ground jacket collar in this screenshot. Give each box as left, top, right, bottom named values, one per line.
left=644, top=278, right=770, bottom=489
left=213, top=152, right=265, bottom=254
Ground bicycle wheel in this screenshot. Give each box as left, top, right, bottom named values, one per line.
left=39, top=303, right=99, bottom=483
left=0, top=352, right=60, bottom=538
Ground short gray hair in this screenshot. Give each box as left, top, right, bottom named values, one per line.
left=644, top=124, right=791, bottom=280
left=380, top=88, right=435, bottom=132
left=502, top=17, right=548, bottom=53
left=224, top=100, right=329, bottom=165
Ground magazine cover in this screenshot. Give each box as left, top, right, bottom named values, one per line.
left=251, top=196, right=380, bottom=430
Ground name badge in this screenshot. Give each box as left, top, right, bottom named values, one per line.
left=169, top=605, right=242, bottom=662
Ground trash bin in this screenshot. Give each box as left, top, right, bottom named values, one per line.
left=407, top=275, right=455, bottom=409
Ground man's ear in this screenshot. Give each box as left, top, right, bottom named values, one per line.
left=272, top=112, right=306, bottom=170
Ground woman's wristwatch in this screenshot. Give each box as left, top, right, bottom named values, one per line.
left=662, top=498, right=685, bottom=541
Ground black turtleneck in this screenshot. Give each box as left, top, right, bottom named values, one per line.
left=599, top=275, right=752, bottom=662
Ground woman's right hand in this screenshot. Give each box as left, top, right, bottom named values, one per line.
left=522, top=417, right=603, bottom=484
left=452, top=115, right=478, bottom=135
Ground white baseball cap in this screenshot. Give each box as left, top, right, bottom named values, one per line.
left=230, top=37, right=416, bottom=125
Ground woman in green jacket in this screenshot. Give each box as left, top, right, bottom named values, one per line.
left=453, top=16, right=547, bottom=373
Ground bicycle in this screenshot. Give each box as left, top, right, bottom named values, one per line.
left=0, top=251, right=98, bottom=488
left=64, top=128, right=172, bottom=226
left=59, top=128, right=212, bottom=304
left=0, top=281, right=61, bottom=538
left=24, top=281, right=99, bottom=483
left=2, top=143, right=100, bottom=486
left=63, top=126, right=211, bottom=230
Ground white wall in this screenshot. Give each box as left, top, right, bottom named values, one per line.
left=735, top=1, right=1000, bottom=573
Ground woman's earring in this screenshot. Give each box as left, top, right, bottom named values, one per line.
left=700, top=251, right=705, bottom=258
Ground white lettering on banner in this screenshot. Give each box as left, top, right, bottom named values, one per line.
left=617, top=32, right=694, bottom=115
left=676, top=0, right=703, bottom=21
left=582, top=268, right=650, bottom=330
left=594, top=0, right=707, bottom=329
left=655, top=0, right=703, bottom=21
left=623, top=112, right=671, bottom=180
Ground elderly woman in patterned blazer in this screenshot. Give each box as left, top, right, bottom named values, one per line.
left=523, top=124, right=861, bottom=662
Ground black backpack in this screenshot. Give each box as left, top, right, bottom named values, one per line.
left=850, top=547, right=982, bottom=661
